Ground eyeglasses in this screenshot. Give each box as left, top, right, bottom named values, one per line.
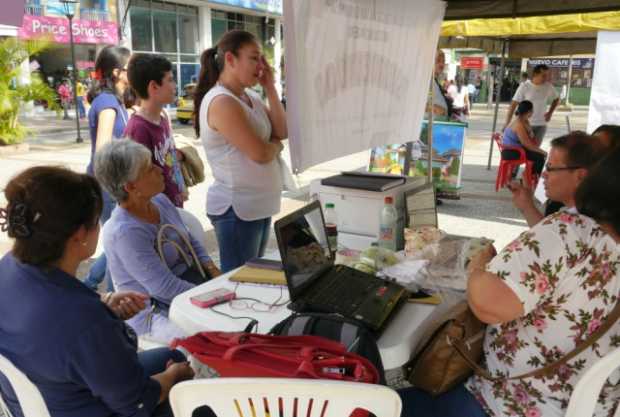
left=545, top=164, right=582, bottom=172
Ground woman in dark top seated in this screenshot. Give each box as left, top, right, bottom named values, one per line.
left=502, top=100, right=547, bottom=176
left=0, top=166, right=202, bottom=417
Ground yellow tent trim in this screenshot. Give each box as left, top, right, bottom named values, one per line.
left=441, top=11, right=620, bottom=37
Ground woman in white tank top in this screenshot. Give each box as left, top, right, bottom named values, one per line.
left=193, top=30, right=287, bottom=272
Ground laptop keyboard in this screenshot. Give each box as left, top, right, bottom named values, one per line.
left=307, top=267, right=380, bottom=315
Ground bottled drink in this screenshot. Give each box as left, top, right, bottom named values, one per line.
left=324, top=203, right=338, bottom=255
left=379, top=196, right=398, bottom=251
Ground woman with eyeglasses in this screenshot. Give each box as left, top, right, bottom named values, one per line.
left=83, top=45, right=132, bottom=292
left=399, top=143, right=620, bottom=417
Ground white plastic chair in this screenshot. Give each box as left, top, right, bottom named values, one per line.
left=565, top=347, right=620, bottom=417
left=169, top=378, right=402, bottom=417
left=0, top=353, right=51, bottom=417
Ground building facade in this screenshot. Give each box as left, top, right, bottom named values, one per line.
left=122, top=0, right=283, bottom=95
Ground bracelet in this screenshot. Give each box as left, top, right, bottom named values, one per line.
left=101, top=292, right=113, bottom=304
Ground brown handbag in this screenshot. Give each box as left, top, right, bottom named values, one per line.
left=406, top=300, right=620, bottom=396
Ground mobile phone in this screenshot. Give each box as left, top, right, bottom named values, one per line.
left=190, top=288, right=236, bottom=308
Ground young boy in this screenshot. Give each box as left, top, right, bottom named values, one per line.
left=126, top=54, right=186, bottom=207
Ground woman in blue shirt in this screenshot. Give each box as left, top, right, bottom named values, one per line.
left=502, top=100, right=547, bottom=176
left=83, top=45, right=131, bottom=291
left=0, top=166, right=198, bottom=417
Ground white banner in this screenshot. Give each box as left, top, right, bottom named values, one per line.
left=283, top=0, right=446, bottom=173
left=587, top=31, right=620, bottom=133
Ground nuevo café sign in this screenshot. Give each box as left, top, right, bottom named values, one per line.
left=19, top=15, right=118, bottom=45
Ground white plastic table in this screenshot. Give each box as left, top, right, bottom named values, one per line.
left=169, top=260, right=451, bottom=370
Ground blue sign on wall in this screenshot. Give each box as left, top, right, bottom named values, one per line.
left=208, top=0, right=282, bottom=15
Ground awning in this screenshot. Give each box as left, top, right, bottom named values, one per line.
left=441, top=11, right=620, bottom=37
left=438, top=12, right=620, bottom=57
left=444, top=0, right=620, bottom=20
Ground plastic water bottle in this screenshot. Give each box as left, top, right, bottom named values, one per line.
left=324, top=203, right=338, bottom=255
left=379, top=197, right=398, bottom=251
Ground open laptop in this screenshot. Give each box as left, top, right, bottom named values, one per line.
left=274, top=201, right=408, bottom=332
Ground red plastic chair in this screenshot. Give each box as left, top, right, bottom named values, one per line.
left=493, top=132, right=537, bottom=191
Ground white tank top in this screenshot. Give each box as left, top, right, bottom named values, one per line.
left=200, top=84, right=282, bottom=221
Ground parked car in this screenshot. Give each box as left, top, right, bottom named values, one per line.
left=176, top=83, right=196, bottom=124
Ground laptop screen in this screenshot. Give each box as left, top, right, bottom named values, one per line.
left=277, top=203, right=333, bottom=300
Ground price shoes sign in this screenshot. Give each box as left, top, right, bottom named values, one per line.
left=19, top=15, right=118, bottom=45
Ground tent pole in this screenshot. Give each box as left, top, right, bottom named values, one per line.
left=565, top=55, right=573, bottom=106
left=427, top=77, right=434, bottom=184
left=487, top=39, right=507, bottom=170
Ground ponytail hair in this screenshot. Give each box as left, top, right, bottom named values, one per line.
left=194, top=30, right=258, bottom=137
left=87, top=45, right=130, bottom=104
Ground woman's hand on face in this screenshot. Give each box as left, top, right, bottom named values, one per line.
left=258, top=55, right=275, bottom=89
left=104, top=291, right=148, bottom=320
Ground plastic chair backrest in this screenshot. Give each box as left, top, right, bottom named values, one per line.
left=564, top=347, right=620, bottom=417
left=169, top=378, right=402, bottom=417
left=492, top=132, right=503, bottom=151
left=0, top=354, right=51, bottom=417
left=177, top=208, right=208, bottom=248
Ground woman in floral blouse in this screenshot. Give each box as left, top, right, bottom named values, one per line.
left=399, top=146, right=620, bottom=417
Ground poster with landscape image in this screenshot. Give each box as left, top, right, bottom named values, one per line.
left=369, top=121, right=466, bottom=198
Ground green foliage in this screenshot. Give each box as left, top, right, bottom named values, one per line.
left=448, top=156, right=460, bottom=176
left=0, top=38, right=58, bottom=145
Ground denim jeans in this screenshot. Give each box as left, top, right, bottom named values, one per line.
left=83, top=190, right=116, bottom=291
left=208, top=207, right=271, bottom=273
left=77, top=97, right=86, bottom=118
left=397, top=383, right=488, bottom=417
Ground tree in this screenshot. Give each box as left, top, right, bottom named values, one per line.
left=0, top=38, right=58, bottom=145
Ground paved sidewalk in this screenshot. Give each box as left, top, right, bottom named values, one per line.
left=1, top=104, right=590, bottom=273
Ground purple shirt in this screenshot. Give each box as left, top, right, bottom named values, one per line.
left=103, top=194, right=211, bottom=337
left=87, top=91, right=128, bottom=174
left=125, top=114, right=186, bottom=207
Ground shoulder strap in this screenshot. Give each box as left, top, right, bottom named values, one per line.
left=455, top=302, right=620, bottom=381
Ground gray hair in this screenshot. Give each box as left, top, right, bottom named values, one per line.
left=93, top=140, right=152, bottom=202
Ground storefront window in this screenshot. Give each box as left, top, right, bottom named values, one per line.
left=179, top=14, right=199, bottom=54
left=210, top=10, right=276, bottom=58
left=130, top=7, right=152, bottom=51
left=153, top=10, right=178, bottom=53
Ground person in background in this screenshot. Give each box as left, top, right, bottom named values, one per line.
left=518, top=71, right=528, bottom=88
left=57, top=79, right=72, bottom=120
left=504, top=64, right=559, bottom=144
left=194, top=30, right=287, bottom=273
left=95, top=140, right=220, bottom=344
left=426, top=50, right=451, bottom=120
left=126, top=54, right=187, bottom=208
left=447, top=75, right=470, bottom=121
left=82, top=45, right=131, bottom=292
left=123, top=87, right=141, bottom=117
left=76, top=79, right=86, bottom=119
left=0, top=166, right=196, bottom=417
left=502, top=100, right=547, bottom=177
left=399, top=145, right=620, bottom=417
left=593, top=124, right=620, bottom=149
left=466, top=80, right=477, bottom=104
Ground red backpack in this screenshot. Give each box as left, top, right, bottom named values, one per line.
left=171, top=331, right=379, bottom=384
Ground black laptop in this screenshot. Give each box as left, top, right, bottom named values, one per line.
left=274, top=201, right=408, bottom=332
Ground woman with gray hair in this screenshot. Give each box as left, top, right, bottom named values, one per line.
left=94, top=140, right=221, bottom=343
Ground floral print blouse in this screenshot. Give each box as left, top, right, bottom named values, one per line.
left=466, top=212, right=620, bottom=417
